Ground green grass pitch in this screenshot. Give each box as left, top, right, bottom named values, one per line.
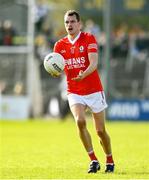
left=0, top=116, right=149, bottom=179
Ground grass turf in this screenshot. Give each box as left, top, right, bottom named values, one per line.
left=0, top=117, right=149, bottom=179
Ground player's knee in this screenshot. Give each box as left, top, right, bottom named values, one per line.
left=76, top=119, right=86, bottom=130
left=96, top=129, right=105, bottom=138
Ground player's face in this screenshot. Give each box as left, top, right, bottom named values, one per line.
left=64, top=15, right=81, bottom=37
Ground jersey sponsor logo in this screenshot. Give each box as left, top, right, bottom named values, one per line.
left=88, top=43, right=98, bottom=50
left=65, top=56, right=86, bottom=69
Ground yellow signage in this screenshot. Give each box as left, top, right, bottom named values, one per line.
left=85, top=0, right=104, bottom=9
left=124, top=0, right=145, bottom=10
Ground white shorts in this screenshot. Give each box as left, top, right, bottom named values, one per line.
left=67, top=91, right=108, bottom=113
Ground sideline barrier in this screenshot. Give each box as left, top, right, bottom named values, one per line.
left=0, top=96, right=30, bottom=120
left=107, top=99, right=149, bottom=121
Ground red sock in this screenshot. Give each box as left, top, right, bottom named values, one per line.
left=88, top=150, right=98, bottom=161
left=106, top=154, right=114, bottom=164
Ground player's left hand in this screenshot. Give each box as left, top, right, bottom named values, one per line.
left=72, top=70, right=84, bottom=81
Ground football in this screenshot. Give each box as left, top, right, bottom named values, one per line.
left=44, top=52, right=65, bottom=76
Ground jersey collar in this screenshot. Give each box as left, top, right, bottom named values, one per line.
left=67, top=31, right=81, bottom=45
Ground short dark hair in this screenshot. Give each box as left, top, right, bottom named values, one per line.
left=64, top=10, right=80, bottom=22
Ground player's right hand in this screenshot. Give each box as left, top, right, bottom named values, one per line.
left=71, top=70, right=84, bottom=81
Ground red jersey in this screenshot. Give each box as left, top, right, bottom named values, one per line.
left=54, top=32, right=103, bottom=95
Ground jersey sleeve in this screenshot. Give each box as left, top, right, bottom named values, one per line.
left=87, top=34, right=98, bottom=53
left=53, top=41, right=61, bottom=53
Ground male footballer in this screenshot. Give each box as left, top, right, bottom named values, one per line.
left=53, top=10, right=115, bottom=173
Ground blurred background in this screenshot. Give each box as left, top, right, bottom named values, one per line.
left=0, top=0, right=149, bottom=121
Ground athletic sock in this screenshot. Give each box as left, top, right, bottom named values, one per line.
left=106, top=154, right=114, bottom=164
left=88, top=150, right=98, bottom=161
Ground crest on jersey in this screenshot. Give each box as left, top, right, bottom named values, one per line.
left=79, top=46, right=84, bottom=52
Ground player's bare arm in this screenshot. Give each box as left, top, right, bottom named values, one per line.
left=72, top=52, right=98, bottom=81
